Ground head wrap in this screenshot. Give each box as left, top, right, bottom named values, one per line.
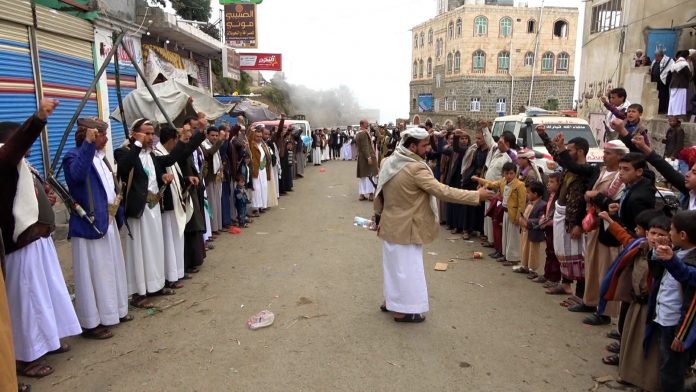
left=400, top=127, right=429, bottom=145
left=604, top=139, right=629, bottom=154
left=130, top=118, right=152, bottom=133
left=77, top=117, right=108, bottom=132
left=518, top=149, right=535, bottom=159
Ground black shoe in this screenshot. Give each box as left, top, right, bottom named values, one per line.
left=606, top=329, right=621, bottom=341
left=583, top=313, right=611, bottom=325
left=489, top=251, right=503, bottom=259
left=394, top=314, right=426, bottom=323
left=568, top=303, right=597, bottom=313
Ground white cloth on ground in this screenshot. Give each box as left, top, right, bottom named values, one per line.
left=5, top=237, right=81, bottom=361
left=382, top=240, right=429, bottom=314
left=72, top=221, right=128, bottom=329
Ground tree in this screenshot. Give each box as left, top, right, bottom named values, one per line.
left=170, top=0, right=211, bottom=22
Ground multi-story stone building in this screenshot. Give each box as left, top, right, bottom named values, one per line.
left=410, top=1, right=578, bottom=126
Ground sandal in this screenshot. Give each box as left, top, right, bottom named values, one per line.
left=359, top=195, right=367, bottom=201
left=17, top=361, right=53, bottom=378
left=119, top=314, right=134, bottom=323
left=462, top=233, right=470, bottom=240
left=81, top=326, right=113, bottom=340
left=583, top=313, right=611, bottom=326
left=394, top=314, right=426, bottom=323
left=543, top=280, right=559, bottom=288
left=545, top=285, right=572, bottom=295
left=186, top=267, right=201, bottom=274
left=607, top=329, right=621, bottom=341
left=151, top=288, right=176, bottom=296
left=181, top=273, right=193, bottom=280
left=18, top=383, right=31, bottom=392
left=560, top=296, right=583, bottom=307
left=380, top=303, right=388, bottom=312
left=527, top=272, right=539, bottom=279
left=46, top=342, right=70, bottom=355
left=512, top=266, right=529, bottom=273
left=605, top=341, right=621, bottom=354
left=602, top=354, right=619, bottom=366
left=502, top=260, right=518, bottom=267
left=568, top=303, right=597, bottom=313
left=130, top=295, right=155, bottom=309
left=165, top=281, right=184, bottom=289
left=532, top=276, right=547, bottom=283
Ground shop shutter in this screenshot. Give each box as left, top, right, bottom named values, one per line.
left=36, top=30, right=98, bottom=181
left=106, top=62, right=138, bottom=150
left=0, top=0, right=33, bottom=26
left=0, top=21, right=43, bottom=173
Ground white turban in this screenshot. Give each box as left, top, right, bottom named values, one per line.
left=604, top=139, right=629, bottom=154
left=400, top=127, right=429, bottom=145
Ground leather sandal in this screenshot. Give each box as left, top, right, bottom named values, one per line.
left=394, top=314, right=426, bottom=323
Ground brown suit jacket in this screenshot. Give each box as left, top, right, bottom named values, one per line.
left=247, top=133, right=272, bottom=181
left=374, top=162, right=480, bottom=245
left=356, top=130, right=377, bottom=178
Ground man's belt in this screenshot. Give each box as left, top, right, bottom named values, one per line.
left=146, top=192, right=161, bottom=209
left=16, top=223, right=55, bottom=249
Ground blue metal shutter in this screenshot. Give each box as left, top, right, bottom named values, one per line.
left=106, top=62, right=137, bottom=150
left=36, top=30, right=97, bottom=182
left=0, top=21, right=41, bottom=173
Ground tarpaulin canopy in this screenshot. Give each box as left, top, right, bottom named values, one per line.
left=230, top=100, right=278, bottom=123
left=110, top=80, right=234, bottom=127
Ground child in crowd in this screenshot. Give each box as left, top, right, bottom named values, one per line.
left=474, top=162, right=526, bottom=267
left=234, top=174, right=250, bottom=228
left=653, top=210, right=696, bottom=392
left=597, top=209, right=667, bottom=389
left=539, top=172, right=562, bottom=287
left=516, top=181, right=546, bottom=278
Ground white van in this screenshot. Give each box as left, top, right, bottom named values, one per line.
left=491, top=109, right=603, bottom=173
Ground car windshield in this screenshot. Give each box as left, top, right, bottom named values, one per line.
left=530, top=124, right=598, bottom=148
left=293, top=123, right=306, bottom=132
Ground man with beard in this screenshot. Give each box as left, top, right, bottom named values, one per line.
left=460, top=127, right=493, bottom=240
left=178, top=121, right=206, bottom=273
left=201, top=126, right=224, bottom=235
left=356, top=119, right=378, bottom=201
left=374, top=127, right=492, bottom=322
left=63, top=118, right=130, bottom=339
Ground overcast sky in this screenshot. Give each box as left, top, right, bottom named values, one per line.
left=214, top=0, right=584, bottom=123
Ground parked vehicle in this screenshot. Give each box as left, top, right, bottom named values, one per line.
left=250, top=119, right=312, bottom=153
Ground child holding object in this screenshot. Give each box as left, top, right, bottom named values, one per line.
left=516, top=181, right=547, bottom=278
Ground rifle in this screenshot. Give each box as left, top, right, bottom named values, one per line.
left=46, top=175, right=104, bottom=237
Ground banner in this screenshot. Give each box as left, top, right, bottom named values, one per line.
left=239, top=53, right=282, bottom=71
left=222, top=46, right=241, bottom=80
left=418, top=94, right=433, bottom=112
left=224, top=4, right=258, bottom=48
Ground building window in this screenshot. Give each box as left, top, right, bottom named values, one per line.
left=436, top=39, right=443, bottom=58
left=541, top=52, right=554, bottom=72
left=590, top=0, right=622, bottom=34
left=524, top=51, right=535, bottom=67
left=496, top=98, right=506, bottom=113
left=419, top=32, right=425, bottom=47
left=500, top=17, right=513, bottom=37
left=414, top=34, right=418, bottom=49
left=437, top=0, right=446, bottom=15
left=454, top=51, right=461, bottom=72
left=444, top=97, right=449, bottom=111
left=557, top=52, right=569, bottom=72
left=470, top=97, right=481, bottom=112
left=447, top=53, right=453, bottom=73
left=427, top=58, right=433, bottom=76
left=474, top=16, right=488, bottom=37
left=412, top=98, right=417, bottom=111
left=428, top=29, right=433, bottom=45
left=456, top=18, right=462, bottom=37
left=452, top=99, right=457, bottom=111
left=498, top=51, right=510, bottom=72
left=436, top=73, right=442, bottom=88
left=553, top=20, right=569, bottom=38
left=434, top=98, right=440, bottom=113
left=413, top=61, right=418, bottom=78
left=472, top=50, right=486, bottom=73
left=527, top=19, right=536, bottom=33
left=448, top=21, right=454, bottom=39
left=418, top=59, right=424, bottom=78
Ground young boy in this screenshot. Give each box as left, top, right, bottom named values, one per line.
left=516, top=181, right=546, bottom=277
left=612, top=104, right=651, bottom=153
left=234, top=174, right=250, bottom=228
left=474, top=162, right=526, bottom=267
left=539, top=172, right=562, bottom=287
left=653, top=210, right=696, bottom=392
left=597, top=209, right=667, bottom=389
left=602, top=87, right=630, bottom=142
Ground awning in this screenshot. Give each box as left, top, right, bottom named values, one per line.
left=110, top=80, right=234, bottom=127
left=230, top=100, right=278, bottom=123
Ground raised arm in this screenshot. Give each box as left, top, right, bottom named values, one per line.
left=414, top=165, right=486, bottom=205
left=0, top=99, right=56, bottom=168
left=157, top=131, right=206, bottom=168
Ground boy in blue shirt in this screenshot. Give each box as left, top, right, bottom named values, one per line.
left=234, top=174, right=250, bottom=228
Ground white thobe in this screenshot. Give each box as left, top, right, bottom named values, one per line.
left=6, top=237, right=81, bottom=361
left=251, top=144, right=269, bottom=209
left=382, top=241, right=429, bottom=314
left=124, top=149, right=165, bottom=295
left=72, top=151, right=128, bottom=329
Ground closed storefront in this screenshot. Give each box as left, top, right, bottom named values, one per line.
left=106, top=62, right=137, bottom=150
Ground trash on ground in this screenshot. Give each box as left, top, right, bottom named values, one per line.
left=427, top=251, right=438, bottom=256
left=353, top=216, right=376, bottom=231
left=466, top=282, right=485, bottom=288
left=247, top=310, right=275, bottom=330
left=434, top=263, right=449, bottom=271
left=256, top=232, right=269, bottom=235
left=472, top=252, right=482, bottom=259
left=319, top=168, right=326, bottom=173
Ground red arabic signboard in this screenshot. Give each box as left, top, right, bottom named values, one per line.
left=224, top=4, right=258, bottom=48
left=239, top=53, right=282, bottom=71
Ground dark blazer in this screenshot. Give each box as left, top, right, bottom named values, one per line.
left=645, top=150, right=689, bottom=210
left=115, top=132, right=205, bottom=219
left=63, top=141, right=124, bottom=239
left=202, top=139, right=223, bottom=184
left=525, top=198, right=547, bottom=242
left=596, top=176, right=655, bottom=233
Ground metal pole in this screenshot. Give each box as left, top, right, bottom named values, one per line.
left=112, top=33, right=129, bottom=140
left=120, top=41, right=176, bottom=129
left=50, top=31, right=126, bottom=173
left=528, top=0, right=544, bottom=107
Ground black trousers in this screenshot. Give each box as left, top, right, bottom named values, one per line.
left=657, top=81, right=670, bottom=114
left=656, top=324, right=690, bottom=392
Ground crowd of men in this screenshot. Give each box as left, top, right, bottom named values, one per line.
left=641, top=48, right=696, bottom=118
left=0, top=102, right=311, bottom=389
left=371, top=83, right=696, bottom=390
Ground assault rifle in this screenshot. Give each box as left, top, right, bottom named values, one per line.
left=46, top=175, right=104, bottom=237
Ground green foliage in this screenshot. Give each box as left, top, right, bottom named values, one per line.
left=237, top=71, right=252, bottom=95
left=260, top=84, right=290, bottom=114
left=170, top=0, right=210, bottom=22
left=199, top=23, right=221, bottom=41
left=543, top=99, right=559, bottom=111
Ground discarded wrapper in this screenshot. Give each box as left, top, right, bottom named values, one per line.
left=434, top=263, right=449, bottom=271
left=247, top=310, right=275, bottom=330
left=473, top=252, right=482, bottom=259
left=353, top=216, right=377, bottom=231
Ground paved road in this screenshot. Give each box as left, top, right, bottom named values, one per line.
left=32, top=160, right=623, bottom=391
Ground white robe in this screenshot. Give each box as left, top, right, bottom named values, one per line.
left=124, top=150, right=165, bottom=295
left=313, top=147, right=322, bottom=165
left=341, top=142, right=352, bottom=160
left=382, top=240, right=429, bottom=314
left=251, top=143, right=269, bottom=209
left=358, top=177, right=375, bottom=195
left=5, top=237, right=81, bottom=361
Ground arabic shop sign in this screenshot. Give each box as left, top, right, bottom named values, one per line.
left=224, top=3, right=257, bottom=48
left=239, top=53, right=282, bottom=71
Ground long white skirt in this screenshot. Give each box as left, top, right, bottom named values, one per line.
left=502, top=212, right=520, bottom=262
left=161, top=211, right=185, bottom=282
left=382, top=241, right=428, bottom=314
left=668, top=88, right=687, bottom=116
left=251, top=168, right=268, bottom=209
left=5, top=237, right=81, bottom=361
left=341, top=143, right=352, bottom=160
left=322, top=146, right=329, bottom=161
left=312, top=147, right=322, bottom=165
left=267, top=165, right=279, bottom=208
left=358, top=177, right=375, bottom=195
left=72, top=221, right=128, bottom=329
left=296, top=151, right=305, bottom=175
left=125, top=206, right=165, bottom=295
left=207, top=181, right=222, bottom=232
left=483, top=201, right=492, bottom=239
